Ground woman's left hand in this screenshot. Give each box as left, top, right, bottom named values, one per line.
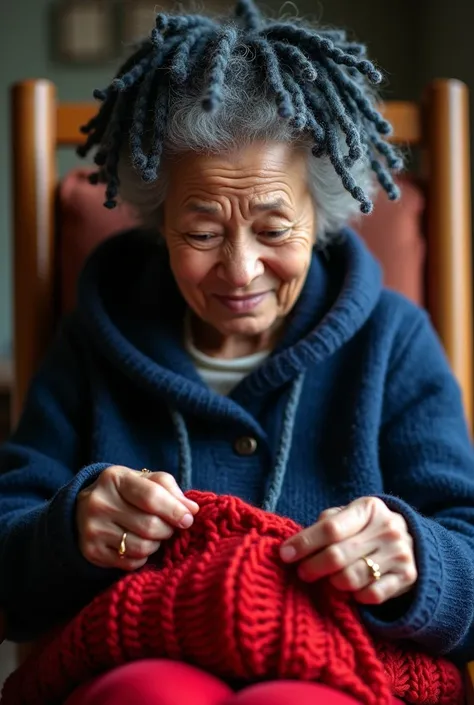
left=279, top=496, right=418, bottom=605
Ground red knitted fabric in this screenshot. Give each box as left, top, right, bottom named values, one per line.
left=1, top=492, right=463, bottom=705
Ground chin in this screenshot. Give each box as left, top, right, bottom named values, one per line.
left=213, top=312, right=276, bottom=338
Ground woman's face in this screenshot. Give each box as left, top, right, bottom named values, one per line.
left=162, top=141, right=316, bottom=349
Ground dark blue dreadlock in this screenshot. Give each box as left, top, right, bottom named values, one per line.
left=78, top=0, right=401, bottom=213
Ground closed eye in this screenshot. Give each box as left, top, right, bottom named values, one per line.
left=187, top=233, right=217, bottom=241
left=184, top=232, right=222, bottom=249
left=260, top=229, right=290, bottom=239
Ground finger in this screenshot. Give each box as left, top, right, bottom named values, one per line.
left=79, top=524, right=160, bottom=569
left=297, top=536, right=380, bottom=582
left=353, top=573, right=408, bottom=605
left=118, top=473, right=196, bottom=529
left=318, top=506, right=345, bottom=521
left=85, top=550, right=148, bottom=571
left=108, top=528, right=161, bottom=561
left=114, top=556, right=149, bottom=572
left=115, top=508, right=175, bottom=542
left=147, top=472, right=200, bottom=514
left=328, top=553, right=389, bottom=592
left=280, top=500, right=373, bottom=563
left=329, top=545, right=417, bottom=593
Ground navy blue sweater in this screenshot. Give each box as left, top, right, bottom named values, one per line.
left=1, top=228, right=474, bottom=659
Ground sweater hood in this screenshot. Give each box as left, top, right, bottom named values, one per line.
left=77, top=227, right=383, bottom=409
left=78, top=227, right=383, bottom=509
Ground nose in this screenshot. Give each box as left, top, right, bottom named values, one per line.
left=216, top=242, right=264, bottom=289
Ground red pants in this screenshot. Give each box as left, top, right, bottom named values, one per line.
left=64, top=660, right=404, bottom=705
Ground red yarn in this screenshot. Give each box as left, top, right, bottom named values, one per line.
left=1, top=492, right=463, bottom=705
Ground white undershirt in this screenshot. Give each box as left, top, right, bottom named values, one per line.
left=184, top=314, right=270, bottom=396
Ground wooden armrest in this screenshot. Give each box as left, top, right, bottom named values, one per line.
left=466, top=662, right=474, bottom=704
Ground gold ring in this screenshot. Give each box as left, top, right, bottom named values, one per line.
left=140, top=468, right=151, bottom=476
left=362, top=556, right=382, bottom=581
left=118, top=531, right=127, bottom=558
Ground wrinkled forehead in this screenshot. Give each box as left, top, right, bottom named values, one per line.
left=163, top=142, right=311, bottom=208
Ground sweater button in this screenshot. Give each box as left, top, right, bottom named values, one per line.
left=234, top=436, right=258, bottom=456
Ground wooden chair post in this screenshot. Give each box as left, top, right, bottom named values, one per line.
left=11, top=80, right=57, bottom=425
left=423, top=79, right=473, bottom=430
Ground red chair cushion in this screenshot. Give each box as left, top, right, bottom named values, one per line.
left=58, top=168, right=141, bottom=314
left=354, top=175, right=426, bottom=305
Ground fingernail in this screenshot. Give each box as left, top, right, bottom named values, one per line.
left=186, top=500, right=200, bottom=513
left=179, top=513, right=194, bottom=529
left=280, top=545, right=297, bottom=562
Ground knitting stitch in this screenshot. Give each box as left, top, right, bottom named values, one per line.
left=1, top=492, right=463, bottom=705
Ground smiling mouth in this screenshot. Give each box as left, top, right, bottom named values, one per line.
left=213, top=292, right=268, bottom=312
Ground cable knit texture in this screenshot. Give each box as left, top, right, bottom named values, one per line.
left=1, top=492, right=463, bottom=705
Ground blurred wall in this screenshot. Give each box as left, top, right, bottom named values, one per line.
left=0, top=0, right=472, bottom=357
left=0, top=0, right=114, bottom=358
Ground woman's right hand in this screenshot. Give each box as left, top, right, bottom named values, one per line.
left=76, top=466, right=199, bottom=570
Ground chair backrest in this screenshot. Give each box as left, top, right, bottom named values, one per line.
left=10, top=78, right=473, bottom=429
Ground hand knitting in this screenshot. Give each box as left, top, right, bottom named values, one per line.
left=2, top=491, right=463, bottom=705
left=76, top=467, right=199, bottom=570
left=280, top=496, right=417, bottom=604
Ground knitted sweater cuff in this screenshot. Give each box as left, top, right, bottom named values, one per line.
left=360, top=494, right=472, bottom=653
left=45, top=462, right=114, bottom=579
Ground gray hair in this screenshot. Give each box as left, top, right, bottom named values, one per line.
left=117, top=50, right=377, bottom=244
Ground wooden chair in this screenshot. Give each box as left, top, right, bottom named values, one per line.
left=3, top=77, right=474, bottom=697
left=8, top=78, right=474, bottom=428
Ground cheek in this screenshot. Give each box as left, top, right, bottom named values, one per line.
left=168, top=247, right=215, bottom=288
left=265, top=245, right=312, bottom=284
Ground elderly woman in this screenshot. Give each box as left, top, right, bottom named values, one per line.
left=1, top=1, right=474, bottom=704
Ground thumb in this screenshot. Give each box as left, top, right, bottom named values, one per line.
left=317, top=506, right=345, bottom=521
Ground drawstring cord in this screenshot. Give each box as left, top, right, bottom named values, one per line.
left=262, top=373, right=305, bottom=512
left=170, top=407, right=193, bottom=492
left=170, top=372, right=306, bottom=512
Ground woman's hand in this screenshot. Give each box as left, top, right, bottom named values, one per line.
left=279, top=496, right=417, bottom=605
left=76, top=467, right=199, bottom=570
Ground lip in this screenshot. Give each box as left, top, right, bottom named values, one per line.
left=213, top=292, right=268, bottom=313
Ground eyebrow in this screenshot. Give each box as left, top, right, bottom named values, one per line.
left=250, top=199, right=290, bottom=213
left=184, top=203, right=220, bottom=215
